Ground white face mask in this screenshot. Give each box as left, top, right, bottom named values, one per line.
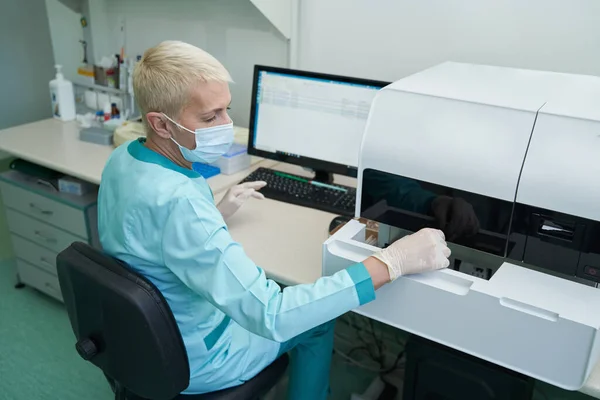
left=162, top=113, right=234, bottom=164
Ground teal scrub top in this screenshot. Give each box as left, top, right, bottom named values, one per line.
left=98, top=139, right=376, bottom=392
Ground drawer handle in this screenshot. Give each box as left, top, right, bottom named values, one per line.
left=34, top=230, right=57, bottom=244
left=40, top=257, right=54, bottom=267
left=30, top=203, right=54, bottom=216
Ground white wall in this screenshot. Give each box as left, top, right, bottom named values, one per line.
left=45, top=0, right=83, bottom=81
left=0, top=0, right=57, bottom=259
left=297, top=0, right=600, bottom=82
left=1, top=0, right=55, bottom=130
left=101, top=0, right=288, bottom=127
left=46, top=0, right=600, bottom=125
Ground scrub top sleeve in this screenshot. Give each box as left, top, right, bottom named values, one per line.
left=161, top=195, right=376, bottom=342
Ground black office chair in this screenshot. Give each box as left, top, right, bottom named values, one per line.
left=56, top=242, right=288, bottom=400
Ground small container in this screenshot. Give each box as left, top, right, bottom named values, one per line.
left=111, top=102, right=120, bottom=119
left=58, top=176, right=95, bottom=196
left=102, top=118, right=125, bottom=132
left=80, top=127, right=114, bottom=146
left=77, top=65, right=95, bottom=85
left=106, top=68, right=118, bottom=88
left=118, top=58, right=127, bottom=91
left=210, top=143, right=251, bottom=175
left=94, top=65, right=118, bottom=88
left=103, top=102, right=111, bottom=122
left=84, top=90, right=98, bottom=109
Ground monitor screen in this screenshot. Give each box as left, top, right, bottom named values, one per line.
left=248, top=66, right=389, bottom=178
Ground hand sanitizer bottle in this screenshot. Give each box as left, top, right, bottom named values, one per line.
left=49, top=65, right=76, bottom=121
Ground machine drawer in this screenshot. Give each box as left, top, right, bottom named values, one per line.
left=6, top=210, right=83, bottom=254
left=17, top=259, right=63, bottom=302
left=12, top=235, right=58, bottom=276
left=0, top=180, right=89, bottom=238
left=324, top=220, right=600, bottom=391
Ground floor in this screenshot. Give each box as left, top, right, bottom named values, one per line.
left=0, top=259, right=113, bottom=400
left=0, top=258, right=595, bottom=400
left=0, top=259, right=372, bottom=400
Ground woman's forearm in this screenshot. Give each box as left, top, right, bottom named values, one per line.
left=363, top=256, right=390, bottom=290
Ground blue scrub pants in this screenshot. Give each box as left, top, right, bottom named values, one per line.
left=276, top=320, right=336, bottom=400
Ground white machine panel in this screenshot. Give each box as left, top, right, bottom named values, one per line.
left=388, top=62, right=554, bottom=112
left=517, top=93, right=600, bottom=221
left=328, top=62, right=600, bottom=392
left=323, top=221, right=600, bottom=390
left=358, top=89, right=537, bottom=202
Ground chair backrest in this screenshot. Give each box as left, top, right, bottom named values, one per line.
left=56, top=242, right=190, bottom=400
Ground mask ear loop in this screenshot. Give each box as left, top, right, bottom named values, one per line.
left=161, top=113, right=186, bottom=147
left=161, top=113, right=194, bottom=147
left=161, top=113, right=195, bottom=135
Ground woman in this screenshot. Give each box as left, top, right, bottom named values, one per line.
left=98, top=40, right=450, bottom=399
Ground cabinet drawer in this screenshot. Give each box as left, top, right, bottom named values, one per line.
left=17, top=259, right=63, bottom=302
left=12, top=235, right=58, bottom=275
left=0, top=181, right=89, bottom=238
left=6, top=210, right=83, bottom=253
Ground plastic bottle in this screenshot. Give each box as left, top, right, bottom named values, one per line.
left=117, top=55, right=127, bottom=91
left=111, top=102, right=120, bottom=119
left=103, top=102, right=112, bottom=122
left=127, top=58, right=135, bottom=117
left=49, top=65, right=76, bottom=121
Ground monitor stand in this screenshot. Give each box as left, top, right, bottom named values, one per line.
left=313, top=170, right=334, bottom=184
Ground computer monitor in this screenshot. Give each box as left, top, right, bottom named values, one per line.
left=248, top=65, right=389, bottom=183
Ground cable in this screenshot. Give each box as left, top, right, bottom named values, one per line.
left=338, top=314, right=382, bottom=366
left=334, top=335, right=405, bottom=375
left=369, top=318, right=385, bottom=367
left=334, top=332, right=357, bottom=346
left=333, top=347, right=398, bottom=373
left=335, top=313, right=407, bottom=375
left=347, top=346, right=369, bottom=359
left=357, top=329, right=381, bottom=364
left=381, top=350, right=405, bottom=375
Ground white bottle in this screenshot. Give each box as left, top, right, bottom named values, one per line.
left=103, top=101, right=112, bottom=121
left=49, top=65, right=76, bottom=121
left=119, top=61, right=127, bottom=92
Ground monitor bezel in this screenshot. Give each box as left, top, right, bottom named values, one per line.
left=247, top=64, right=390, bottom=178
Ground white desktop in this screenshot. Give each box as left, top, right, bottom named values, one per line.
left=242, top=65, right=389, bottom=217
left=251, top=67, right=385, bottom=169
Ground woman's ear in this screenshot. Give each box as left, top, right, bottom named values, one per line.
left=146, top=112, right=172, bottom=139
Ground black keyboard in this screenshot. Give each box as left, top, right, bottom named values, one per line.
left=240, top=167, right=356, bottom=216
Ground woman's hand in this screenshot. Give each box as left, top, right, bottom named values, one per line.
left=217, top=181, right=267, bottom=220
left=372, top=228, right=451, bottom=282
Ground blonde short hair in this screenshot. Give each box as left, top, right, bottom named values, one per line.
left=133, top=40, right=232, bottom=125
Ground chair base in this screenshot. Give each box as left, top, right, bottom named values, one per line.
left=107, top=354, right=289, bottom=400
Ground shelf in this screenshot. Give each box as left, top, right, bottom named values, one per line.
left=57, top=0, right=82, bottom=13
left=73, top=80, right=128, bottom=95
left=249, top=0, right=293, bottom=39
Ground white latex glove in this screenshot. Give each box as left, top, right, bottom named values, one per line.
left=217, top=181, right=267, bottom=220
left=373, top=228, right=451, bottom=281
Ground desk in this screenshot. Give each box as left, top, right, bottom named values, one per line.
left=1, top=118, right=600, bottom=398
left=0, top=119, right=270, bottom=194
left=0, top=119, right=346, bottom=287
left=218, top=162, right=356, bottom=286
